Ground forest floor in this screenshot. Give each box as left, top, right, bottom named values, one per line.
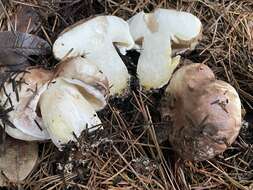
left=0, top=0, right=253, bottom=189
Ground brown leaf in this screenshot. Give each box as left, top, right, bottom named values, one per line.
left=0, top=31, right=51, bottom=69
left=10, top=5, right=41, bottom=33
left=0, top=31, right=51, bottom=59
left=0, top=137, right=38, bottom=186
left=0, top=31, right=51, bottom=86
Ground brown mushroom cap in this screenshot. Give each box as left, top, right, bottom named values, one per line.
left=161, top=63, right=215, bottom=120
left=166, top=63, right=216, bottom=96
left=161, top=63, right=242, bottom=161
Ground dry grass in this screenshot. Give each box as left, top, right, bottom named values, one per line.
left=0, top=0, right=253, bottom=189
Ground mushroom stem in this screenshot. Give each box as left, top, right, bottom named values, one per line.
left=86, top=42, right=130, bottom=95
left=136, top=32, right=180, bottom=89
left=128, top=8, right=202, bottom=90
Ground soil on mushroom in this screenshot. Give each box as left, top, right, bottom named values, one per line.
left=0, top=1, right=252, bottom=190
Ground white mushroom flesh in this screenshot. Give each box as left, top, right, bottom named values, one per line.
left=153, top=9, right=202, bottom=47
left=128, top=8, right=202, bottom=90
left=39, top=79, right=102, bottom=149
left=53, top=16, right=135, bottom=96
left=4, top=127, right=43, bottom=141
left=136, top=32, right=180, bottom=89
left=86, top=42, right=129, bottom=95
left=56, top=56, right=109, bottom=110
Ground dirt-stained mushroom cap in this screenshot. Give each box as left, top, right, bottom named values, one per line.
left=161, top=63, right=241, bottom=161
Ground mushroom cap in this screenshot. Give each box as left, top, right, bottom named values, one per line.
left=128, top=9, right=202, bottom=47
left=153, top=9, right=202, bottom=47
left=55, top=56, right=109, bottom=110
left=53, top=16, right=134, bottom=96
left=127, top=11, right=150, bottom=46
left=0, top=68, right=53, bottom=140
left=166, top=63, right=216, bottom=97
left=162, top=64, right=241, bottom=161
left=4, top=127, right=44, bottom=141
left=128, top=8, right=202, bottom=90
left=53, top=16, right=134, bottom=59
left=161, top=63, right=216, bottom=120
left=39, top=79, right=102, bottom=149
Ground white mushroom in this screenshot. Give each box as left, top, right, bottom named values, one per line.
left=128, top=8, right=202, bottom=90
left=0, top=68, right=52, bottom=140
left=53, top=16, right=135, bottom=96
left=0, top=56, right=109, bottom=148
left=55, top=56, right=109, bottom=111
left=39, top=57, right=109, bottom=149
left=39, top=79, right=102, bottom=149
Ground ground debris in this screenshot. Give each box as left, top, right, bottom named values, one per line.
left=0, top=1, right=252, bottom=190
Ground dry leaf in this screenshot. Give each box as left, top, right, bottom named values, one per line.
left=0, top=1, right=9, bottom=23
left=0, top=31, right=50, bottom=69
left=0, top=137, right=38, bottom=186
left=0, top=31, right=51, bottom=69
left=10, top=5, right=41, bottom=33
left=248, top=20, right=253, bottom=51
left=0, top=31, right=51, bottom=86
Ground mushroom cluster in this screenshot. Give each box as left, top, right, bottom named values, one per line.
left=0, top=8, right=242, bottom=161
left=0, top=57, right=109, bottom=149
left=1, top=15, right=133, bottom=149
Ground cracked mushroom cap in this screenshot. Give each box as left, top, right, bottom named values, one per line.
left=0, top=68, right=53, bottom=141
left=161, top=64, right=241, bottom=161
left=128, top=8, right=202, bottom=90
left=165, top=63, right=216, bottom=97
left=53, top=16, right=135, bottom=96
left=39, top=79, right=102, bottom=149
left=55, top=56, right=109, bottom=111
